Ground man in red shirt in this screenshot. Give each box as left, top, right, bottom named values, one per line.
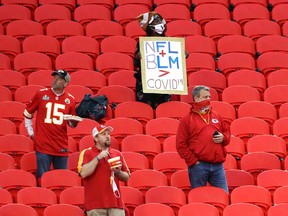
left=23, top=69, right=81, bottom=180
left=78, top=125, right=130, bottom=216
left=176, top=85, right=230, bottom=192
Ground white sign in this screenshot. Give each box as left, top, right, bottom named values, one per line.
left=139, top=37, right=188, bottom=95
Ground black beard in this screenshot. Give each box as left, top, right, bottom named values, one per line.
left=104, top=141, right=111, bottom=147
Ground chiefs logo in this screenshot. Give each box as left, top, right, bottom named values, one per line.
left=65, top=98, right=70, bottom=104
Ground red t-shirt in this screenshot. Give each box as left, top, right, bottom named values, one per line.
left=24, top=88, right=76, bottom=156
left=78, top=146, right=129, bottom=211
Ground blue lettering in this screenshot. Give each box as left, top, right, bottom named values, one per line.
left=157, top=56, right=168, bottom=68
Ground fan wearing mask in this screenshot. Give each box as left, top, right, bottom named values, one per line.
left=133, top=12, right=171, bottom=109
left=176, top=85, right=231, bottom=193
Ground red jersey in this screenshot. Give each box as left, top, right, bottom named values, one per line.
left=176, top=108, right=230, bottom=166
left=24, top=88, right=76, bottom=156
left=78, top=146, right=129, bottom=211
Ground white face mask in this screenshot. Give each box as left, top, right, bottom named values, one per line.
left=151, top=23, right=166, bottom=34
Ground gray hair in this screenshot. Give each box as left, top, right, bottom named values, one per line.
left=192, top=85, right=210, bottom=100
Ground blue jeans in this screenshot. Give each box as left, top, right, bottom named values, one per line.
left=36, top=151, right=68, bottom=179
left=188, top=161, right=228, bottom=193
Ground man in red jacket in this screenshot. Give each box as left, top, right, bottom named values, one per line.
left=176, top=85, right=230, bottom=192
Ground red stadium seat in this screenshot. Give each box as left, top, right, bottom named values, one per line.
left=230, top=117, right=270, bottom=145
left=43, top=204, right=84, bottom=216
left=166, top=20, right=202, bottom=37
left=55, top=52, right=94, bottom=72
left=232, top=3, right=270, bottom=27
left=134, top=203, right=174, bottom=216
left=121, top=134, right=161, bottom=168
left=0, top=5, right=31, bottom=29
left=257, top=169, right=288, bottom=197
left=217, top=35, right=255, bottom=57
left=0, top=169, right=37, bottom=202
left=127, top=169, right=168, bottom=196
left=188, top=186, right=229, bottom=215
left=86, top=20, right=123, bottom=43
left=0, top=35, right=21, bottom=62
left=46, top=20, right=84, bottom=43
left=217, top=53, right=256, bottom=77
left=155, top=101, right=191, bottom=120
left=120, top=186, right=144, bottom=216
left=96, top=53, right=134, bottom=79
left=188, top=70, right=227, bottom=95
left=6, top=20, right=44, bottom=44
left=185, top=35, right=217, bottom=57
left=170, top=169, right=190, bottom=198
left=179, top=203, right=219, bottom=216
left=246, top=134, right=287, bottom=160
left=154, top=4, right=191, bottom=23
left=0, top=188, right=13, bottom=207
left=0, top=203, right=38, bottom=216
left=70, top=70, right=106, bottom=94
left=145, top=117, right=180, bottom=146
left=14, top=85, right=45, bottom=105
left=97, top=85, right=135, bottom=105
left=34, top=4, right=71, bottom=30
left=225, top=169, right=255, bottom=193
left=243, top=20, right=281, bottom=42
left=105, top=117, right=143, bottom=146
left=145, top=186, right=186, bottom=215
left=0, top=119, right=17, bottom=136
left=101, top=35, right=136, bottom=58
left=27, top=70, right=54, bottom=88
left=222, top=85, right=260, bottom=109
left=20, top=151, right=37, bottom=177
left=38, top=0, right=76, bottom=11
left=152, top=152, right=187, bottom=184
left=0, top=152, right=16, bottom=171
left=0, top=101, right=26, bottom=131
left=113, top=5, right=149, bottom=27
left=59, top=186, right=84, bottom=211
left=237, top=101, right=277, bottom=127
left=267, top=69, right=288, bottom=87
left=41, top=170, right=82, bottom=201
left=22, top=35, right=61, bottom=65
left=204, top=20, right=242, bottom=42
left=121, top=152, right=149, bottom=172
left=14, top=52, right=53, bottom=78
left=210, top=101, right=236, bottom=125
left=264, top=85, right=288, bottom=110
left=108, top=70, right=136, bottom=92
left=65, top=85, right=93, bottom=104
left=193, top=3, right=230, bottom=28
left=230, top=185, right=272, bottom=215
left=240, top=152, right=281, bottom=182
left=62, top=36, right=99, bottom=61
left=17, top=187, right=57, bottom=216
left=227, top=70, right=266, bottom=95
left=74, top=4, right=111, bottom=28
left=0, top=134, right=34, bottom=168
left=223, top=203, right=264, bottom=216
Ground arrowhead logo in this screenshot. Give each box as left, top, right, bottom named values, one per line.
left=158, top=70, right=170, bottom=77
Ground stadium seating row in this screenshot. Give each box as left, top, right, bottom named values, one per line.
left=1, top=168, right=288, bottom=215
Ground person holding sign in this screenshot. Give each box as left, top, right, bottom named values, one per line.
left=176, top=85, right=230, bottom=193
left=134, top=12, right=171, bottom=109
left=78, top=125, right=130, bottom=216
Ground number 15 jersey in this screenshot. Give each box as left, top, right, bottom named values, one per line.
left=24, top=88, right=76, bottom=156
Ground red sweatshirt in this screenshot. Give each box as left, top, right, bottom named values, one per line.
left=176, top=108, right=230, bottom=166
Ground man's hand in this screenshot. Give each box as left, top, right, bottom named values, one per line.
left=97, top=150, right=110, bottom=160
left=213, top=132, right=224, bottom=144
